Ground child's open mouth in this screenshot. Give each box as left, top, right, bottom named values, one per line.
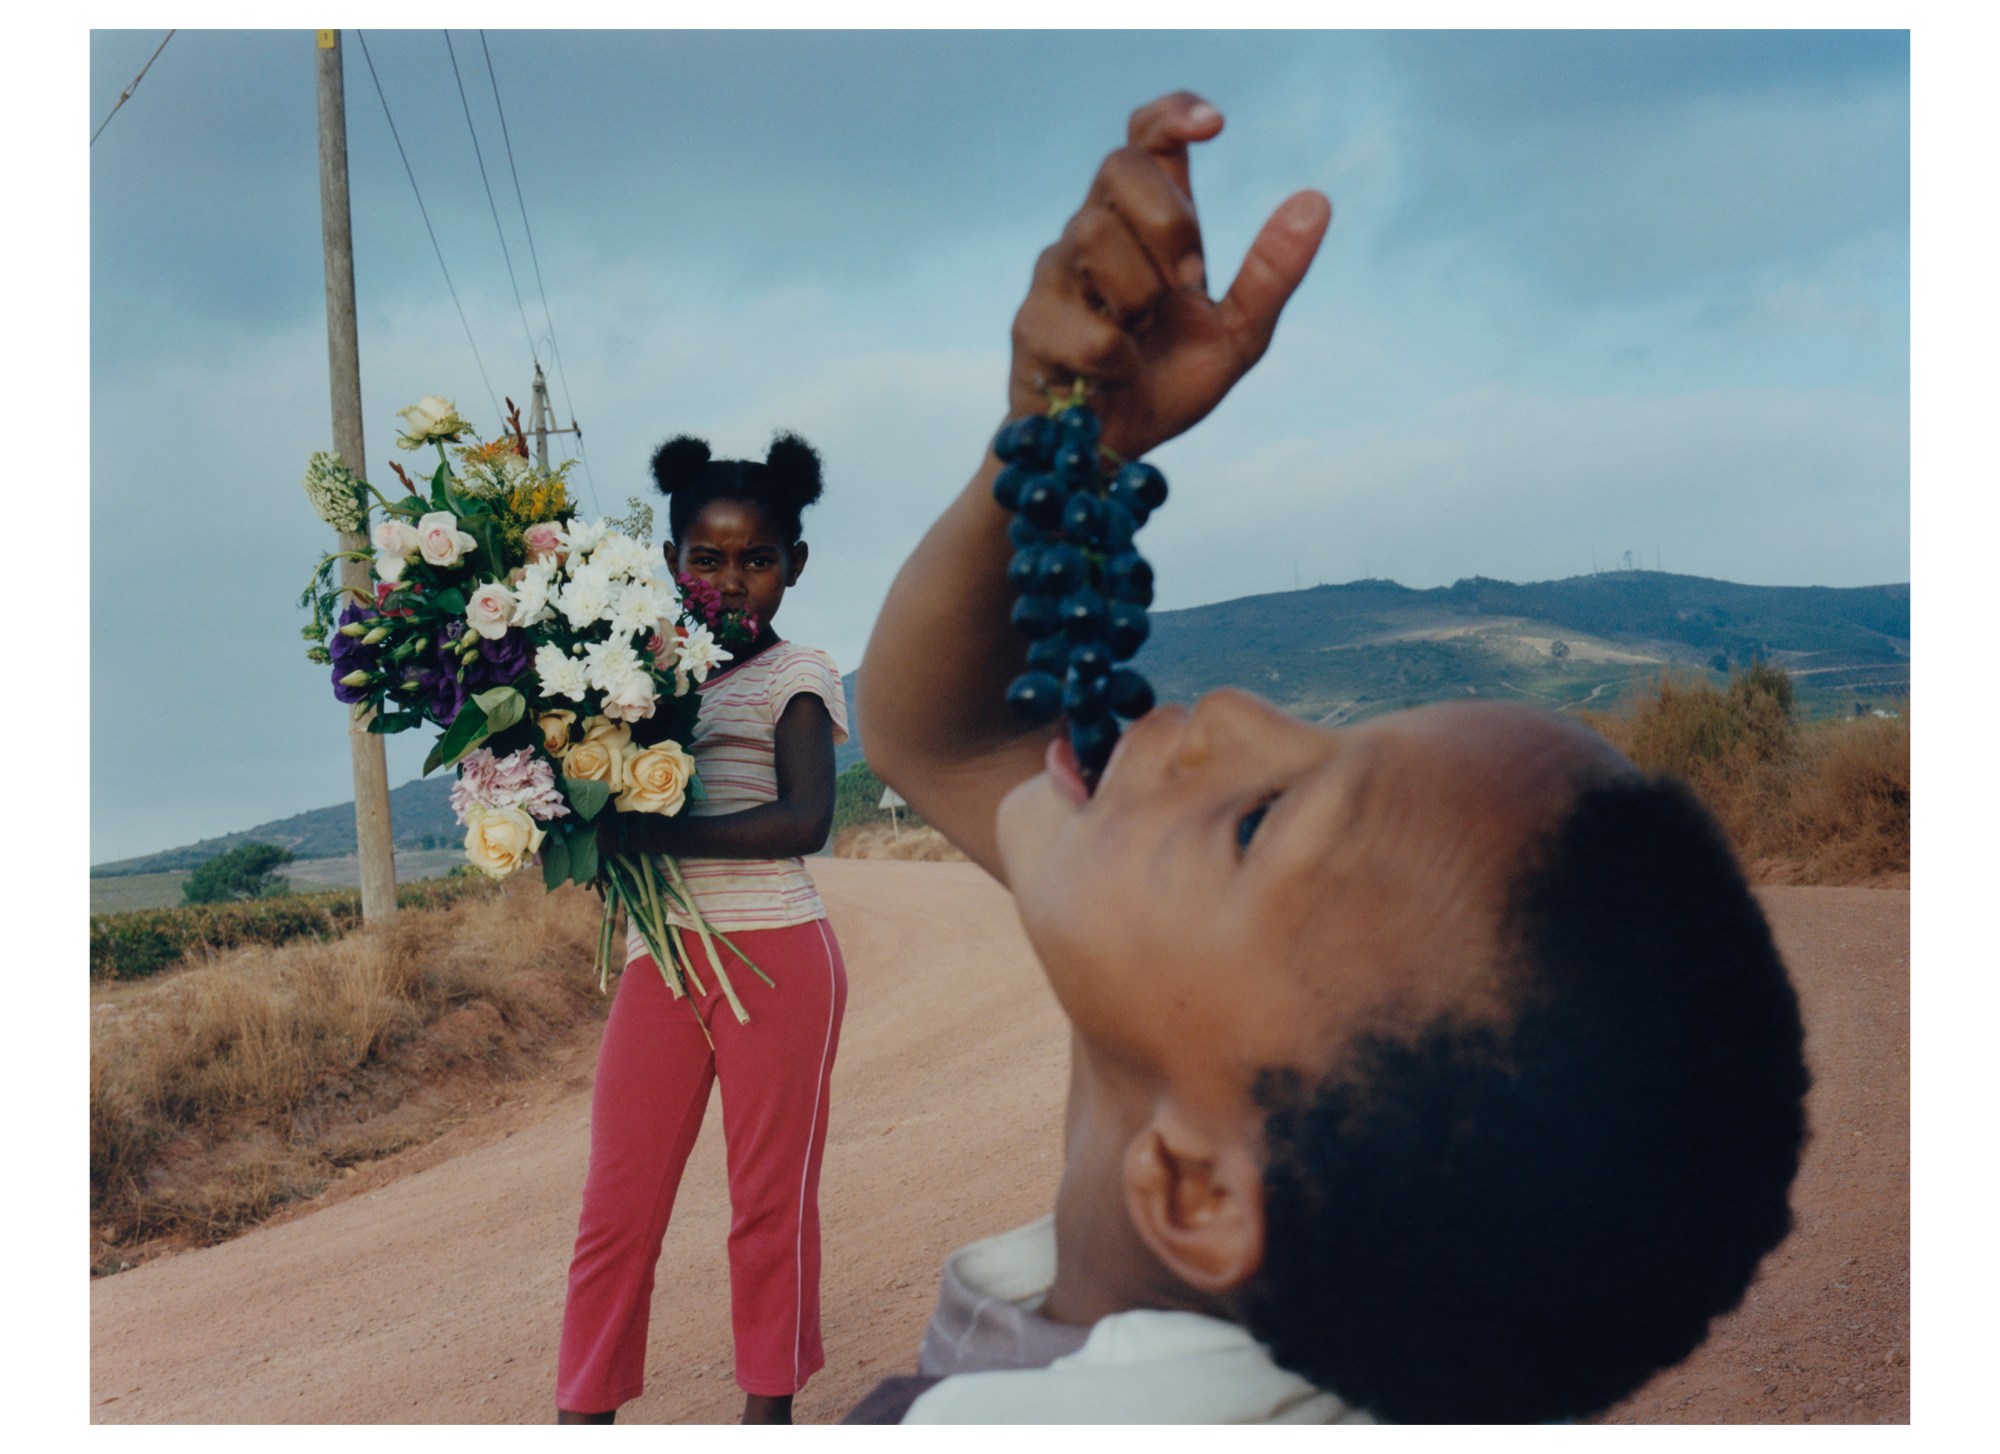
left=1047, top=732, right=1093, bottom=806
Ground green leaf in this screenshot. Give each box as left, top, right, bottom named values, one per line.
left=375, top=711, right=423, bottom=735
left=430, top=461, right=452, bottom=507
left=568, top=821, right=600, bottom=885
left=686, top=772, right=708, bottom=803
left=422, top=739, right=445, bottom=776
left=431, top=587, right=468, bottom=616
left=435, top=700, right=491, bottom=769
left=541, top=828, right=571, bottom=890
left=471, top=686, right=526, bottom=734
left=562, top=776, right=612, bottom=822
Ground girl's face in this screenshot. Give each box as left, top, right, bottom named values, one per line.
left=666, top=498, right=807, bottom=632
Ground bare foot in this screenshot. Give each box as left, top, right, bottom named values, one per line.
left=741, top=1393, right=794, bottom=1424
left=556, top=1408, right=615, bottom=1424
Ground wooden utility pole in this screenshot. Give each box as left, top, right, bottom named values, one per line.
left=316, top=29, right=398, bottom=922
left=526, top=361, right=581, bottom=471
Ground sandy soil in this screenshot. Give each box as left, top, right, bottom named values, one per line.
left=88, top=863, right=1907, bottom=1425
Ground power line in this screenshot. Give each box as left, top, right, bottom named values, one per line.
left=481, top=30, right=600, bottom=510
left=444, top=29, right=538, bottom=366
left=91, top=30, right=175, bottom=146
left=353, top=29, right=503, bottom=425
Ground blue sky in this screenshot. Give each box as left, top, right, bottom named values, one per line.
left=86, top=26, right=1911, bottom=863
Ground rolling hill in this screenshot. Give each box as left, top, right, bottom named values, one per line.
left=93, top=570, right=1907, bottom=876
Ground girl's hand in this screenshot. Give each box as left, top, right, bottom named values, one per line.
left=1007, top=91, right=1331, bottom=459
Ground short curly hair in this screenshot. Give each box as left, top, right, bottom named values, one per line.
left=1242, top=774, right=1809, bottom=1424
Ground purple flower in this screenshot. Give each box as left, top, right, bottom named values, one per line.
left=413, top=653, right=466, bottom=725
left=472, top=628, right=533, bottom=686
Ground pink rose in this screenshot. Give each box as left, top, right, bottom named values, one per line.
left=416, top=510, right=477, bottom=568
left=464, top=582, right=518, bottom=640
left=523, top=521, right=567, bottom=563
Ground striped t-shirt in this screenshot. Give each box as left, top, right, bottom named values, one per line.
left=625, top=639, right=849, bottom=954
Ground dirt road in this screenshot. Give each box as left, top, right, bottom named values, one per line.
left=89, top=863, right=1908, bottom=1424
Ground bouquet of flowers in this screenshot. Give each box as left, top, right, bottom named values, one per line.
left=299, top=395, right=766, bottom=1025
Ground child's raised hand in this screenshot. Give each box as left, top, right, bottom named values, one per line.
left=1008, top=91, right=1331, bottom=458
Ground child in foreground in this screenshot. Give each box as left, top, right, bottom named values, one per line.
left=850, top=92, right=1808, bottom=1424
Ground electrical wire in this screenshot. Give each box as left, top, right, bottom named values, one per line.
left=480, top=30, right=600, bottom=510
left=354, top=29, right=503, bottom=425
left=91, top=30, right=175, bottom=146
left=444, top=29, right=538, bottom=366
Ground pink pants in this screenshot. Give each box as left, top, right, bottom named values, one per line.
left=555, top=918, right=847, bottom=1410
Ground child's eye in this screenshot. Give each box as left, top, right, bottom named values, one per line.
left=1237, top=800, right=1274, bottom=853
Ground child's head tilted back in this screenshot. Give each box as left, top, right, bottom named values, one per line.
left=994, top=690, right=1808, bottom=1423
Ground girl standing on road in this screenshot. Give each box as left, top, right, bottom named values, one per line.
left=556, top=431, right=848, bottom=1426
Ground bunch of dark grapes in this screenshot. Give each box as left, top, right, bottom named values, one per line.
left=992, top=390, right=1167, bottom=786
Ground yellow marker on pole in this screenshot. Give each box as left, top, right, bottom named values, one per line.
left=317, top=30, right=336, bottom=48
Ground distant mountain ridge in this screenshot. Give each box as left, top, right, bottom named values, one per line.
left=93, top=571, right=1907, bottom=876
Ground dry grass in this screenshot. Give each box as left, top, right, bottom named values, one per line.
left=832, top=822, right=968, bottom=862
left=90, top=880, right=608, bottom=1270
left=1584, top=666, right=1908, bottom=885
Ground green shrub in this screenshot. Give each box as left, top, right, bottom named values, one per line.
left=182, top=841, right=296, bottom=904
left=832, top=759, right=924, bottom=836
left=90, top=876, right=497, bottom=981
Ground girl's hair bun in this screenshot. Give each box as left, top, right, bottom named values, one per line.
left=649, top=434, right=712, bottom=496
left=764, top=431, right=825, bottom=512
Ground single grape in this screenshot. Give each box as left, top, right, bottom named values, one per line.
left=1011, top=594, right=1062, bottom=640
left=1105, top=599, right=1151, bottom=658
left=1018, top=477, right=1066, bottom=530
left=1009, top=515, right=1053, bottom=550
left=1057, top=404, right=1100, bottom=453
left=1027, top=636, right=1072, bottom=676
left=1103, top=552, right=1154, bottom=605
left=1061, top=492, right=1103, bottom=544
left=1036, top=543, right=1088, bottom=596
left=1006, top=671, right=1064, bottom=723
left=992, top=462, right=1032, bottom=510
left=1016, top=414, right=1058, bottom=469
left=1053, top=439, right=1098, bottom=487
left=993, top=418, right=1027, bottom=462
left=1106, top=668, right=1155, bottom=719
left=1117, top=460, right=1168, bottom=511
left=1065, top=637, right=1113, bottom=679
left=1063, top=666, right=1111, bottom=719
left=1107, top=474, right=1152, bottom=524
left=1009, top=547, right=1047, bottom=593
left=1097, top=500, right=1136, bottom=554
left=1070, top=716, right=1121, bottom=774
left=1059, top=587, right=1108, bottom=640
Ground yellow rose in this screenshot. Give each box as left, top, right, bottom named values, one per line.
left=617, top=742, right=696, bottom=816
left=561, top=735, right=628, bottom=792
left=537, top=709, right=577, bottom=755
left=580, top=716, right=632, bottom=751
left=463, top=804, right=545, bottom=879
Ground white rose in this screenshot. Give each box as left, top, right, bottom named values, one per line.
left=416, top=510, right=477, bottom=568
left=376, top=551, right=407, bottom=584
left=395, top=395, right=472, bottom=448
left=373, top=518, right=421, bottom=561
left=463, top=803, right=545, bottom=879
left=599, top=670, right=659, bottom=724
left=465, top=582, right=517, bottom=640
left=534, top=643, right=591, bottom=702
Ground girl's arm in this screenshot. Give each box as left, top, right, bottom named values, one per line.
left=858, top=92, right=1329, bottom=880
left=602, top=694, right=836, bottom=860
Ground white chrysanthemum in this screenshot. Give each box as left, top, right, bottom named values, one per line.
left=302, top=451, right=366, bottom=532
left=582, top=636, right=644, bottom=694
left=557, top=557, right=618, bottom=627
left=511, top=559, right=560, bottom=626
left=534, top=643, right=591, bottom=702
left=592, top=531, right=658, bottom=581
left=563, top=516, right=610, bottom=556
left=674, top=622, right=733, bottom=685
left=604, top=580, right=662, bottom=639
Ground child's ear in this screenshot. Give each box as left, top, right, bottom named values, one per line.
left=786, top=540, right=809, bottom=586
left=1121, top=1108, right=1266, bottom=1296
left=663, top=539, right=681, bottom=575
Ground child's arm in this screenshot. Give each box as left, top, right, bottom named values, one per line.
left=858, top=92, right=1329, bottom=879
left=601, top=695, right=836, bottom=860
